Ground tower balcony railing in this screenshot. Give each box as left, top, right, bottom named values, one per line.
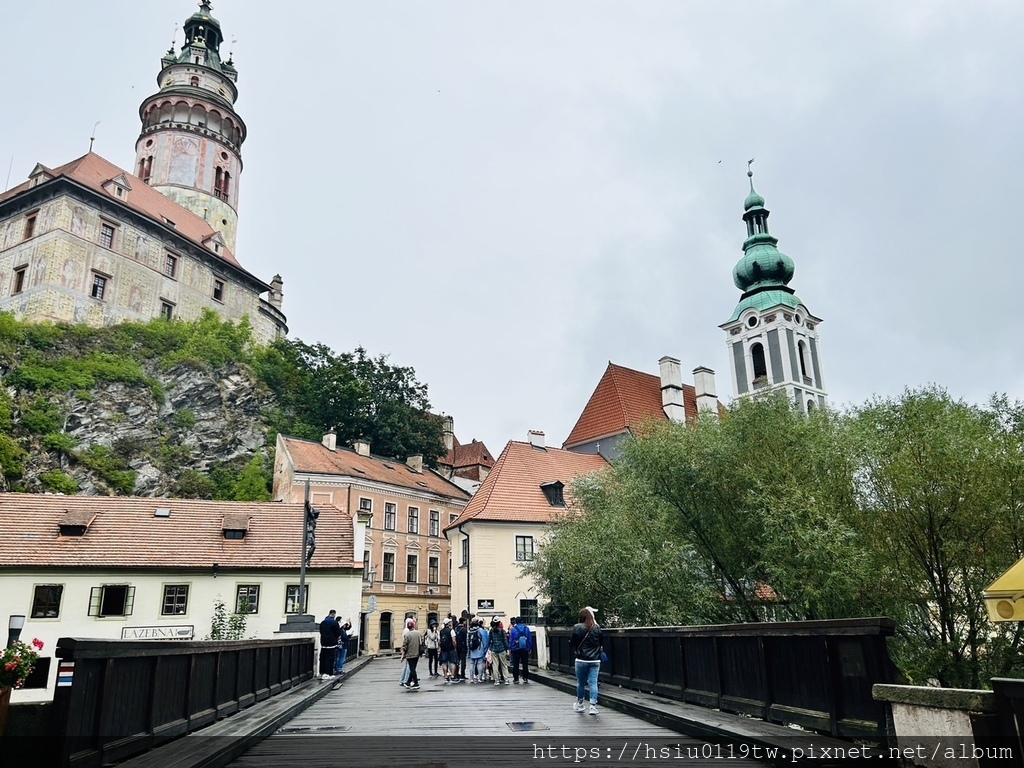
left=140, top=122, right=241, bottom=153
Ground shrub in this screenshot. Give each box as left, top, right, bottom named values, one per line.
left=39, top=470, right=78, bottom=495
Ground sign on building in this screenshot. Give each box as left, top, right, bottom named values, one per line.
left=121, top=625, right=194, bottom=640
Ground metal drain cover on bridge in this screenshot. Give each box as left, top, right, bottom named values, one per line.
left=507, top=721, right=548, bottom=731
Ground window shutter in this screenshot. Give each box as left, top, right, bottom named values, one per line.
left=125, top=586, right=136, bottom=616
left=88, top=587, right=101, bottom=617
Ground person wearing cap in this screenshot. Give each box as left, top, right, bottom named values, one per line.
left=569, top=607, right=603, bottom=715
left=439, top=618, right=458, bottom=683
left=334, top=619, right=352, bottom=675
left=423, top=620, right=440, bottom=677
left=509, top=617, right=533, bottom=684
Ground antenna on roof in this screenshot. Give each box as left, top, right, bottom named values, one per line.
left=89, top=121, right=101, bottom=153
left=4, top=156, right=13, bottom=193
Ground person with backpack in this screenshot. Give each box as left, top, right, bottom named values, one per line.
left=467, top=618, right=489, bottom=682
left=423, top=620, right=440, bottom=677
left=439, top=617, right=458, bottom=683
left=489, top=619, right=511, bottom=685
left=509, top=616, right=533, bottom=684
left=455, top=617, right=469, bottom=681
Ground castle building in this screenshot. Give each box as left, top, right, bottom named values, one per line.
left=0, top=2, right=286, bottom=343
left=720, top=169, right=826, bottom=410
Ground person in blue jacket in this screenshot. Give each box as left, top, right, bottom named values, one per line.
left=467, top=618, right=490, bottom=682
left=509, top=616, right=533, bottom=683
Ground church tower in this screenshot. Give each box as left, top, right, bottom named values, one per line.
left=720, top=166, right=827, bottom=412
left=134, top=2, right=245, bottom=253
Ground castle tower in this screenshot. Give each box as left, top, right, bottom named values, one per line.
left=719, top=165, right=827, bottom=412
left=134, top=2, right=245, bottom=253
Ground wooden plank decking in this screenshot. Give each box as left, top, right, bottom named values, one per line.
left=228, top=657, right=768, bottom=767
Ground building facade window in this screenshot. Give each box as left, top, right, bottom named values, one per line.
left=461, top=537, right=469, bottom=567
left=384, top=503, right=397, bottom=530
left=91, top=273, right=108, bottom=300
left=31, top=584, right=63, bottom=618
left=161, top=585, right=189, bottom=615
left=160, top=301, right=175, bottom=320
left=383, top=552, right=396, bottom=582
left=23, top=213, right=37, bottom=241
left=213, top=278, right=225, bottom=302
left=429, top=510, right=440, bottom=537
left=363, top=550, right=371, bottom=580
left=519, top=599, right=539, bottom=625
left=359, top=497, right=372, bottom=513
left=408, top=506, right=419, bottom=534
left=406, top=554, right=418, bottom=583
left=798, top=340, right=809, bottom=379
left=99, top=222, right=116, bottom=249
left=516, top=535, right=535, bottom=562
left=285, top=584, right=309, bottom=614
left=449, top=513, right=459, bottom=525
left=12, top=266, right=27, bottom=295
left=751, top=342, right=768, bottom=381
left=235, top=585, right=259, bottom=613
left=165, top=253, right=178, bottom=278
left=428, top=556, right=439, bottom=584
left=89, top=584, right=135, bottom=618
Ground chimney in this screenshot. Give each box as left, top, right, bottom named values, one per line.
left=406, top=454, right=423, bottom=473
left=659, top=356, right=686, bottom=424
left=442, top=414, right=454, bottom=454
left=322, top=428, right=337, bottom=451
left=353, top=439, right=370, bottom=457
left=693, top=366, right=718, bottom=415
left=528, top=430, right=546, bottom=449
left=269, top=274, right=284, bottom=310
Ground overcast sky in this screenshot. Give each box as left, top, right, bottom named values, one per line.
left=4, top=1, right=1023, bottom=456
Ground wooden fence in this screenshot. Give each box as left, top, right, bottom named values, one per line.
left=48, top=636, right=314, bottom=768
left=547, top=617, right=897, bottom=743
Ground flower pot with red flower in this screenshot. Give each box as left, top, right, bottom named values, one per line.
left=0, top=638, right=44, bottom=740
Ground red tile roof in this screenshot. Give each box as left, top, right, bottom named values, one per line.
left=439, top=438, right=495, bottom=471
left=447, top=441, right=609, bottom=528
left=0, top=152, right=250, bottom=276
left=563, top=362, right=700, bottom=449
left=0, top=495, right=357, bottom=569
left=280, top=437, right=470, bottom=501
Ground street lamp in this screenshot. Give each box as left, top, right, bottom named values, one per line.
left=8, top=614, right=25, bottom=649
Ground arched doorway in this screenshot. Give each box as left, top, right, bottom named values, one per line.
left=379, top=611, right=393, bottom=650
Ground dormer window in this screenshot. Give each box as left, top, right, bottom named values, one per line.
left=59, top=509, right=97, bottom=537
left=541, top=480, right=566, bottom=508
left=222, top=513, right=250, bottom=539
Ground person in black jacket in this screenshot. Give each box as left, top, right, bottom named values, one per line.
left=318, top=610, right=341, bottom=678
left=455, top=617, right=469, bottom=681
left=568, top=606, right=602, bottom=714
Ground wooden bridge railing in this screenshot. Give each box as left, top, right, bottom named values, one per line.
left=547, top=617, right=897, bottom=743
left=48, top=636, right=314, bottom=768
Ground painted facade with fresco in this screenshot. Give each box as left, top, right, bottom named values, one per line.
left=0, top=2, right=286, bottom=343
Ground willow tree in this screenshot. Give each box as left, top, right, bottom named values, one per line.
left=850, top=388, right=1024, bottom=687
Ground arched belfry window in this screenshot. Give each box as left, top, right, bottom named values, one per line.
left=797, top=340, right=809, bottom=378
left=807, top=399, right=815, bottom=413
left=751, top=342, right=768, bottom=381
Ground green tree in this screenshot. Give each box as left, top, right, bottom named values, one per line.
left=530, top=395, right=875, bottom=626
left=850, top=387, right=1024, bottom=687
left=232, top=456, right=272, bottom=501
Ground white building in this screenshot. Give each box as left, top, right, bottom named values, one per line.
left=720, top=168, right=827, bottom=411
left=0, top=495, right=364, bottom=702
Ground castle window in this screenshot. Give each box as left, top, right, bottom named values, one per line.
left=23, top=213, right=37, bottom=241
left=190, top=76, right=200, bottom=87
left=140, top=156, right=153, bottom=185
left=213, top=278, right=224, bottom=302
left=91, top=273, right=108, bottom=301
left=164, top=254, right=178, bottom=278
left=214, top=167, right=231, bottom=200
left=751, top=342, right=768, bottom=380
left=12, top=266, right=27, bottom=295
left=160, top=301, right=175, bottom=321
left=99, top=222, right=116, bottom=249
